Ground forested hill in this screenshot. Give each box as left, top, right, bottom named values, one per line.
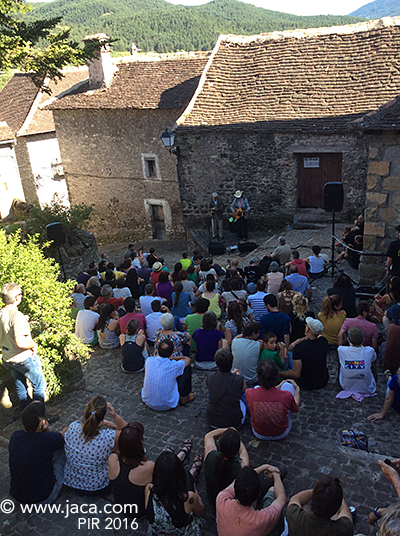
left=350, top=0, right=400, bottom=18
left=25, top=0, right=364, bottom=53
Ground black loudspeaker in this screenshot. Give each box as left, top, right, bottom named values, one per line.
left=208, top=242, right=226, bottom=255
left=324, top=182, right=344, bottom=212
left=238, top=241, right=258, bottom=253
left=46, top=222, right=66, bottom=247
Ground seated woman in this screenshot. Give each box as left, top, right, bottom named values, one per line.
left=154, top=313, right=191, bottom=358
left=171, top=262, right=183, bottom=283
left=246, top=360, right=300, bottom=440
left=113, top=278, right=132, bottom=300
left=305, top=245, right=325, bottom=279
left=338, top=327, right=376, bottom=395
left=156, top=271, right=174, bottom=308
left=373, top=276, right=400, bottom=328
left=193, top=311, right=223, bottom=370
left=327, top=273, right=357, bottom=319
left=277, top=279, right=295, bottom=315
left=368, top=366, right=400, bottom=422
left=195, top=273, right=218, bottom=297
left=266, top=262, right=283, bottom=296
left=206, top=348, right=246, bottom=429
left=95, top=303, right=120, bottom=349
left=198, top=258, right=217, bottom=285
left=179, top=269, right=198, bottom=302
left=171, top=281, right=192, bottom=322
left=202, top=279, right=222, bottom=319
left=318, top=295, right=346, bottom=347
left=145, top=450, right=204, bottom=535
left=86, top=276, right=101, bottom=298
left=120, top=319, right=149, bottom=373
left=204, top=428, right=249, bottom=506
left=64, top=396, right=126, bottom=493
left=225, top=301, right=248, bottom=346
left=108, top=422, right=154, bottom=519
left=289, top=293, right=315, bottom=344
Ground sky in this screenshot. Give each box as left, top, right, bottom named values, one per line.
left=165, top=0, right=369, bottom=16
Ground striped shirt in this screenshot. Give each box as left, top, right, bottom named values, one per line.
left=247, top=292, right=268, bottom=323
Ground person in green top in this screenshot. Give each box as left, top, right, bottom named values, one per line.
left=183, top=298, right=210, bottom=352
left=180, top=252, right=192, bottom=271
left=187, top=264, right=199, bottom=286
left=260, top=332, right=287, bottom=384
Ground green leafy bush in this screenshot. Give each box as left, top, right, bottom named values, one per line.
left=0, top=229, right=91, bottom=398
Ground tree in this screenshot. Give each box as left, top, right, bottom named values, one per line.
left=0, top=0, right=92, bottom=89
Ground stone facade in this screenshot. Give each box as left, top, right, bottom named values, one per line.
left=176, top=128, right=367, bottom=229
left=359, top=132, right=400, bottom=284
left=53, top=108, right=185, bottom=243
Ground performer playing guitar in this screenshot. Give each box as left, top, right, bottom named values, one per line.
left=230, top=190, right=250, bottom=242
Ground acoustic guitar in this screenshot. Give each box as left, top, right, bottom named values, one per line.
left=233, top=208, right=245, bottom=221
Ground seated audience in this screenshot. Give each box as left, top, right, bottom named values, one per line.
left=139, top=284, right=163, bottom=316
left=118, top=296, right=145, bottom=330
left=318, top=295, right=346, bottom=346
left=171, top=281, right=192, bottom=321
left=86, top=276, right=101, bottom=298
left=64, top=396, right=126, bottom=492
left=108, top=422, right=154, bottom=519
left=142, top=339, right=195, bottom=410
left=101, top=269, right=117, bottom=289
left=180, top=252, right=192, bottom=271
left=183, top=297, right=210, bottom=352
left=383, top=324, right=400, bottom=375
left=95, top=284, right=124, bottom=310
left=156, top=270, right=174, bottom=308
left=187, top=264, right=199, bottom=285
left=113, top=278, right=132, bottom=300
left=365, top=459, right=400, bottom=528
left=222, top=268, right=245, bottom=293
left=285, top=250, right=308, bottom=278
left=277, top=279, right=295, bottom=315
left=266, top=262, right=284, bottom=296
left=198, top=258, right=217, bottom=285
left=286, top=265, right=311, bottom=300
left=206, top=349, right=246, bottom=429
left=231, top=322, right=263, bottom=387
left=305, top=245, right=325, bottom=279
left=126, top=266, right=142, bottom=300
left=179, top=269, right=198, bottom=301
left=245, top=256, right=264, bottom=284
left=222, top=278, right=247, bottom=307
left=204, top=428, right=249, bottom=506
left=95, top=303, right=120, bottom=349
left=369, top=367, right=400, bottom=422
left=154, top=313, right=190, bottom=357
left=146, top=248, right=157, bottom=269
left=120, top=319, right=149, bottom=373
left=338, top=301, right=378, bottom=352
left=338, top=327, right=376, bottom=395
left=289, top=293, right=315, bottom=344
left=246, top=361, right=300, bottom=440
left=145, top=300, right=165, bottom=344
left=265, top=236, right=292, bottom=266
left=145, top=450, right=204, bottom=535
left=193, top=311, right=224, bottom=370
left=286, top=476, right=353, bottom=536
left=171, top=262, right=183, bottom=283
left=260, top=294, right=291, bottom=346
left=71, top=283, right=86, bottom=310
left=225, top=301, right=248, bottom=345
left=9, top=401, right=67, bottom=504
left=216, top=465, right=286, bottom=536
left=247, top=279, right=268, bottom=322
left=327, top=273, right=357, bottom=319
left=373, top=276, right=400, bottom=326
left=196, top=273, right=218, bottom=296
left=260, top=332, right=286, bottom=376
left=280, top=317, right=329, bottom=390
left=202, top=279, right=222, bottom=319
left=75, top=296, right=100, bottom=346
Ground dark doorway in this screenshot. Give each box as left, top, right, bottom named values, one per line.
left=150, top=204, right=166, bottom=239
left=298, top=153, right=342, bottom=208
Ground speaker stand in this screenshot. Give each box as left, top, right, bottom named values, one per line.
left=57, top=247, right=67, bottom=282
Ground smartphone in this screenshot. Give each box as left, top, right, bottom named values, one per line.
left=384, top=458, right=400, bottom=475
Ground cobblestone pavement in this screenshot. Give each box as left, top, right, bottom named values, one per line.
left=0, top=224, right=396, bottom=536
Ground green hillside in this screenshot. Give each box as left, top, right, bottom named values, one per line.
left=24, top=0, right=364, bottom=53
left=350, top=0, right=400, bottom=17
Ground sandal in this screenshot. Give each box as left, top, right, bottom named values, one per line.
left=190, top=454, right=203, bottom=483
left=179, top=393, right=196, bottom=406
left=177, top=439, right=192, bottom=465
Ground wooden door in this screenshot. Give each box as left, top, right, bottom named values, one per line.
left=298, top=153, right=342, bottom=208
left=150, top=205, right=166, bottom=239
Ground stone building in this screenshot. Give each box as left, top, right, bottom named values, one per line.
left=174, top=17, right=400, bottom=231
left=48, top=37, right=209, bottom=243
left=0, top=69, right=88, bottom=218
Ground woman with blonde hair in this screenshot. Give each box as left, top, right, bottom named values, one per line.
left=64, top=396, right=127, bottom=493
left=318, top=295, right=346, bottom=346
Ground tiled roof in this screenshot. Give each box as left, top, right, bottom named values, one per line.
left=49, top=55, right=209, bottom=110
left=354, top=96, right=400, bottom=130
left=0, top=74, right=41, bottom=134
left=0, top=122, right=14, bottom=142
left=177, top=17, right=400, bottom=132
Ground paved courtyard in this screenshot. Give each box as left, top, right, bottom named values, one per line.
left=0, top=224, right=397, bottom=536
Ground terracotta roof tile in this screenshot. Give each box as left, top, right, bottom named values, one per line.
left=0, top=74, right=41, bottom=134
left=0, top=122, right=14, bottom=142
left=177, top=18, right=400, bottom=132
left=354, top=96, right=400, bottom=130
left=49, top=56, right=209, bottom=110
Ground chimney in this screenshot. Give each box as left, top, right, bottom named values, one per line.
left=84, top=33, right=115, bottom=88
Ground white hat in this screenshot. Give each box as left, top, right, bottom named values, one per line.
left=212, top=192, right=218, bottom=197
left=305, top=317, right=324, bottom=335
left=234, top=190, right=243, bottom=198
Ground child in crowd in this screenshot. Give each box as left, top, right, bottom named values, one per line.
left=260, top=332, right=286, bottom=380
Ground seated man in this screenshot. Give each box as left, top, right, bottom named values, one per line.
left=139, top=284, right=163, bottom=316
left=286, top=475, right=353, bottom=536
left=118, top=297, right=146, bottom=334
left=75, top=296, right=100, bottom=346
left=145, top=300, right=164, bottom=344
left=231, top=322, right=263, bottom=388
left=9, top=401, right=67, bottom=504
left=338, top=301, right=378, bottom=352
left=285, top=250, right=308, bottom=278
left=260, top=294, right=291, bottom=345
left=141, top=339, right=196, bottom=410
left=216, top=465, right=286, bottom=536
left=247, top=279, right=268, bottom=322
left=71, top=283, right=86, bottom=310
left=244, top=257, right=264, bottom=284
left=264, top=236, right=292, bottom=266
left=183, top=297, right=210, bottom=352
left=246, top=360, right=300, bottom=440
left=285, top=265, right=312, bottom=300
left=280, top=317, right=329, bottom=390
left=338, top=327, right=376, bottom=396
left=95, top=284, right=124, bottom=310
left=366, top=458, right=400, bottom=528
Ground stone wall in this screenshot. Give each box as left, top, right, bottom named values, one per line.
left=14, top=137, right=40, bottom=206
left=53, top=108, right=185, bottom=243
left=176, top=127, right=367, bottom=229
left=359, top=132, right=400, bottom=284
left=55, top=229, right=99, bottom=280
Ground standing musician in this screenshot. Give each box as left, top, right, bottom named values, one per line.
left=230, top=190, right=250, bottom=242
left=209, top=192, right=224, bottom=241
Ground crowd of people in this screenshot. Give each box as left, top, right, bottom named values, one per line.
left=3, top=224, right=400, bottom=535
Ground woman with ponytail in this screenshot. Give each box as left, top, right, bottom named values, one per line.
left=204, top=428, right=249, bottom=506
left=318, top=294, right=346, bottom=346
left=171, top=281, right=192, bottom=322
left=64, top=396, right=126, bottom=493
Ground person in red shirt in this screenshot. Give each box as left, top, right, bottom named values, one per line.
left=246, top=360, right=300, bottom=440
left=95, top=285, right=124, bottom=310
left=118, top=297, right=146, bottom=335
left=285, top=250, right=308, bottom=278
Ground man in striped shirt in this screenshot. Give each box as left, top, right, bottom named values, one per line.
left=247, top=279, right=268, bottom=322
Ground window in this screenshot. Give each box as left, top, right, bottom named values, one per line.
left=145, top=159, right=156, bottom=178
left=142, top=154, right=160, bottom=179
